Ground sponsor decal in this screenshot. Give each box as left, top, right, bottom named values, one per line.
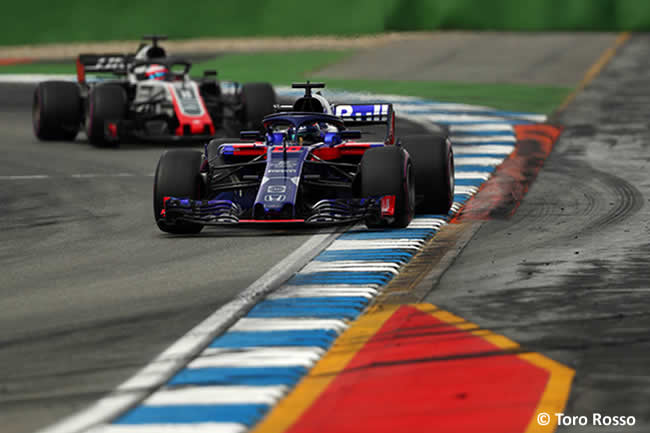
left=91, top=56, right=125, bottom=70
left=267, top=185, right=287, bottom=193
left=272, top=146, right=303, bottom=153
left=334, top=104, right=389, bottom=122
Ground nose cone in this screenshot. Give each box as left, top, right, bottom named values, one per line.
left=253, top=203, right=294, bottom=220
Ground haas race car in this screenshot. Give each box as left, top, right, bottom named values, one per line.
left=154, top=82, right=455, bottom=233
left=32, top=35, right=276, bottom=145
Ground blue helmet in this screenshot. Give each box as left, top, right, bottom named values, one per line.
left=295, top=123, right=321, bottom=144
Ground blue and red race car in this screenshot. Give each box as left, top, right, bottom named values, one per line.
left=153, top=82, right=455, bottom=233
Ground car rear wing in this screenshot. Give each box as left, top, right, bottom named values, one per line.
left=332, top=103, right=395, bottom=144
left=76, top=54, right=132, bottom=83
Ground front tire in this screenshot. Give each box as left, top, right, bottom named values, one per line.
left=401, top=134, right=454, bottom=214
left=153, top=150, right=205, bottom=234
left=32, top=81, right=81, bottom=141
left=360, top=146, right=414, bottom=228
left=86, top=84, right=126, bottom=146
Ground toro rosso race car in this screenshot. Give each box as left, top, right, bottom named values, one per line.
left=32, top=35, right=276, bottom=145
left=154, top=82, right=454, bottom=233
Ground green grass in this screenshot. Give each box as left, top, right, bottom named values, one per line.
left=192, top=51, right=352, bottom=84
left=0, top=50, right=571, bottom=114
left=321, top=79, right=571, bottom=115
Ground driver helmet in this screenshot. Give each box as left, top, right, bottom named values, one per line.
left=295, top=123, right=322, bottom=144
left=145, top=64, right=168, bottom=80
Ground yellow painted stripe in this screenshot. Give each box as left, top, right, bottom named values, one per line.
left=557, top=32, right=630, bottom=112
left=414, top=304, right=574, bottom=433
left=251, top=304, right=399, bottom=433
left=522, top=352, right=575, bottom=433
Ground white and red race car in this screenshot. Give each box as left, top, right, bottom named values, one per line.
left=32, top=35, right=276, bottom=146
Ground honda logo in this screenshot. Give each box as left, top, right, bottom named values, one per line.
left=264, top=194, right=286, bottom=202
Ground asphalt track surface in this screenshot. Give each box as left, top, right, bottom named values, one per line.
left=427, top=34, right=650, bottom=431
left=0, top=83, right=428, bottom=433
left=316, top=32, right=618, bottom=86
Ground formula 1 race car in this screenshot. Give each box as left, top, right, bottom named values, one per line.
left=154, top=82, right=454, bottom=233
left=32, top=35, right=276, bottom=145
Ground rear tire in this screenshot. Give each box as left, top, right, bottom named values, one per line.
left=32, top=81, right=81, bottom=141
left=153, top=150, right=204, bottom=234
left=86, top=84, right=126, bottom=146
left=401, top=134, right=454, bottom=214
left=360, top=146, right=414, bottom=228
left=241, top=82, right=276, bottom=130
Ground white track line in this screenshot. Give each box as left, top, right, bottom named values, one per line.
left=0, top=175, right=50, bottom=180
left=328, top=239, right=425, bottom=249
left=300, top=261, right=401, bottom=274
left=143, top=385, right=287, bottom=406
left=449, top=124, right=514, bottom=132
left=450, top=135, right=515, bottom=143
left=230, top=318, right=348, bottom=332
left=269, top=289, right=377, bottom=299
left=191, top=347, right=325, bottom=368
left=269, top=286, right=379, bottom=299
left=453, top=145, right=515, bottom=155
left=88, top=424, right=246, bottom=433
left=455, top=171, right=492, bottom=180
left=70, top=173, right=136, bottom=178
left=454, top=157, right=505, bottom=166
left=0, top=174, right=148, bottom=180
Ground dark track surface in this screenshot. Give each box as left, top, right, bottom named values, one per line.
left=427, top=35, right=650, bottom=431
left=0, top=83, right=427, bottom=433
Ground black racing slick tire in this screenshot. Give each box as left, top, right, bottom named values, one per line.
left=241, top=82, right=277, bottom=130
left=154, top=150, right=205, bottom=234
left=360, top=146, right=415, bottom=228
left=86, top=84, right=127, bottom=146
left=32, top=81, right=82, bottom=141
left=401, top=134, right=455, bottom=214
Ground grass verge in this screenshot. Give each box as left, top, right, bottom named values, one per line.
left=322, top=79, right=571, bottom=115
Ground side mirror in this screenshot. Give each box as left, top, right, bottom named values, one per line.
left=240, top=130, right=264, bottom=141
left=340, top=130, right=362, bottom=139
